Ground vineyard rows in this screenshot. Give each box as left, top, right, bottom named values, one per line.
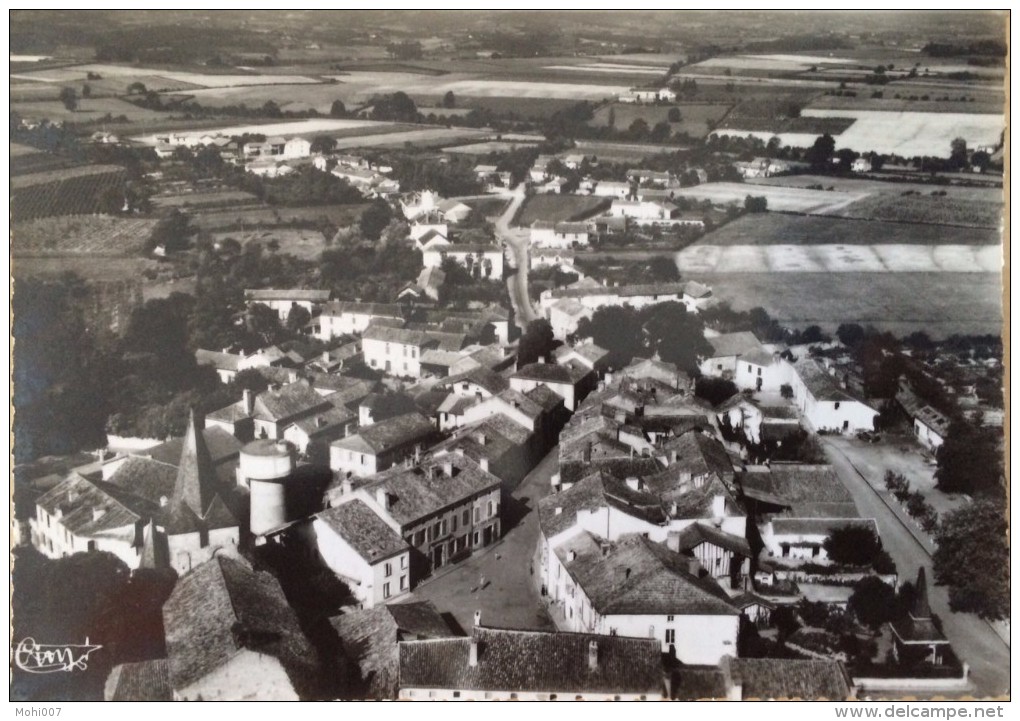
left=11, top=166, right=127, bottom=222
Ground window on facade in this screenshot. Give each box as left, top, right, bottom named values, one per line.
left=748, top=364, right=752, bottom=372
left=383, top=583, right=391, bottom=599
left=667, top=615, right=674, bottom=622
left=717, top=364, right=723, bottom=370
left=453, top=692, right=460, bottom=699
left=401, top=555, right=408, bottom=569
left=451, top=515, right=458, bottom=532
left=665, top=629, right=676, bottom=644
left=360, top=454, right=366, bottom=465
left=384, top=562, right=392, bottom=577
left=474, top=507, right=481, bottom=523
left=834, top=402, right=841, bottom=410
left=758, top=368, right=762, bottom=376
left=400, top=575, right=407, bottom=590
left=487, top=501, right=494, bottom=517
left=463, top=509, right=470, bottom=526
left=473, top=532, right=480, bottom=546
left=370, top=359, right=377, bottom=367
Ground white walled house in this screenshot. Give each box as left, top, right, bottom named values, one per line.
left=510, top=360, right=593, bottom=412
left=540, top=281, right=712, bottom=320
left=317, top=301, right=404, bottom=339
left=761, top=518, right=880, bottom=562
left=592, top=181, right=632, bottom=199
left=733, top=348, right=789, bottom=393
left=362, top=325, right=430, bottom=378
left=546, top=532, right=739, bottom=664
left=422, top=244, right=504, bottom=280
left=529, top=221, right=590, bottom=249
left=698, top=332, right=765, bottom=379
left=306, top=499, right=411, bottom=608
left=329, top=412, right=436, bottom=478
left=282, top=137, right=312, bottom=159
left=245, top=289, right=331, bottom=321
left=789, top=358, right=878, bottom=434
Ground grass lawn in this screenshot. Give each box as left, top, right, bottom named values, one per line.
left=514, top=194, right=610, bottom=225
left=687, top=271, right=1002, bottom=338
left=191, top=204, right=369, bottom=231
left=589, top=102, right=732, bottom=139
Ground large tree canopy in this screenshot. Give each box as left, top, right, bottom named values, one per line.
left=517, top=319, right=556, bottom=367
left=934, top=500, right=1009, bottom=620
left=935, top=417, right=1003, bottom=498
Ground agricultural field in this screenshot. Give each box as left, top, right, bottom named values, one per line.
left=131, top=118, right=392, bottom=145
left=11, top=165, right=126, bottom=222
left=452, top=96, right=580, bottom=119
left=442, top=140, right=540, bottom=156
left=10, top=143, right=83, bottom=176
left=13, top=216, right=161, bottom=256
left=11, top=63, right=322, bottom=88
left=543, top=63, right=665, bottom=76
left=209, top=228, right=328, bottom=262
left=677, top=243, right=1001, bottom=273
left=150, top=189, right=260, bottom=210
left=808, top=94, right=1003, bottom=115
left=799, top=108, right=1004, bottom=156
left=514, top=194, right=611, bottom=225
left=680, top=214, right=1001, bottom=248
left=832, top=193, right=1003, bottom=229
left=589, top=102, right=732, bottom=139
left=12, top=97, right=174, bottom=123
left=685, top=271, right=1002, bottom=338
left=670, top=182, right=869, bottom=214
left=190, top=204, right=369, bottom=231
left=572, top=139, right=688, bottom=160
left=331, top=127, right=488, bottom=150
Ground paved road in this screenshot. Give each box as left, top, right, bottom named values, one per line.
left=494, top=184, right=539, bottom=330
left=408, top=445, right=560, bottom=633
left=822, top=438, right=1010, bottom=698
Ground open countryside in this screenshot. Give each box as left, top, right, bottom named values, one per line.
left=10, top=9, right=1006, bottom=705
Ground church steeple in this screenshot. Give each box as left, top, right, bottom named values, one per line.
left=171, top=409, right=218, bottom=516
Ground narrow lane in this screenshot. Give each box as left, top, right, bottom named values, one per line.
left=822, top=438, right=1010, bottom=697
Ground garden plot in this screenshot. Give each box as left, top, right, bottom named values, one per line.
left=800, top=109, right=1003, bottom=157
left=543, top=63, right=665, bottom=75
left=671, top=182, right=868, bottom=214
left=691, top=54, right=854, bottom=73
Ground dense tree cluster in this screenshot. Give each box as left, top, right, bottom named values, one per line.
left=934, top=500, right=1009, bottom=620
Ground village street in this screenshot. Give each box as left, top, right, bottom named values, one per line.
left=494, top=183, right=539, bottom=330
left=407, top=445, right=559, bottom=633
left=822, top=437, right=1010, bottom=698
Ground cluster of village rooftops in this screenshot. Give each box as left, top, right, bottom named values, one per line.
left=23, top=172, right=958, bottom=699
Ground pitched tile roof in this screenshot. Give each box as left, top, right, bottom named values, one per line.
left=661, top=430, right=735, bottom=479
left=792, top=357, right=867, bottom=404
left=706, top=332, right=763, bottom=359
left=163, top=556, right=319, bottom=697
left=672, top=665, right=730, bottom=700
left=670, top=522, right=752, bottom=558
left=362, top=324, right=431, bottom=346
left=105, top=456, right=178, bottom=507
left=317, top=499, right=409, bottom=563
left=398, top=626, right=664, bottom=696
left=556, top=533, right=739, bottom=617
left=195, top=349, right=242, bottom=372
left=332, top=412, right=435, bottom=456
left=437, top=366, right=510, bottom=395
left=330, top=602, right=456, bottom=699
left=539, top=471, right=665, bottom=538
left=769, top=517, right=877, bottom=537
left=104, top=659, right=172, bottom=701
left=737, top=464, right=859, bottom=518
left=253, top=381, right=331, bottom=423
left=35, top=473, right=145, bottom=537
left=728, top=658, right=853, bottom=700
left=353, top=454, right=501, bottom=528
left=170, top=410, right=220, bottom=516
left=145, top=426, right=242, bottom=468
left=322, top=300, right=404, bottom=319
left=513, top=360, right=591, bottom=385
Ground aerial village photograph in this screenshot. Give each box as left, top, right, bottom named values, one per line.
left=8, top=8, right=1010, bottom=709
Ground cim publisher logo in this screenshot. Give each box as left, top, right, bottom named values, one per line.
left=12, top=638, right=103, bottom=674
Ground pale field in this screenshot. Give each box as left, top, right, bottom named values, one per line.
left=328, top=73, right=629, bottom=100
left=543, top=64, right=664, bottom=75
left=670, top=182, right=868, bottom=213
left=10, top=54, right=52, bottom=62
left=131, top=118, right=390, bottom=144
left=800, top=108, right=1003, bottom=156
left=12, top=98, right=173, bottom=122
left=331, top=127, right=488, bottom=150
left=691, top=54, right=855, bottom=73
left=443, top=141, right=540, bottom=155
left=746, top=174, right=1001, bottom=202
left=710, top=129, right=837, bottom=149
left=12, top=63, right=320, bottom=87
left=676, top=244, right=1001, bottom=273
left=594, top=53, right=677, bottom=66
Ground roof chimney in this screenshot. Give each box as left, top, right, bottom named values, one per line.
left=473, top=610, right=482, bottom=628
left=243, top=388, right=254, bottom=415
left=582, top=441, right=592, bottom=463
left=341, top=478, right=353, bottom=496
left=159, top=495, right=169, bottom=507
left=376, top=487, right=390, bottom=510
left=92, top=508, right=106, bottom=522
left=322, top=350, right=330, bottom=363
left=479, top=457, right=489, bottom=473
left=624, top=567, right=632, bottom=580
left=588, top=640, right=599, bottom=671
left=476, top=432, right=486, bottom=446
left=469, top=637, right=479, bottom=668
left=567, top=550, right=577, bottom=562
left=316, top=416, right=327, bottom=428
left=442, top=460, right=454, bottom=477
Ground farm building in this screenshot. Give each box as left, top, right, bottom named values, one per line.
left=245, top=288, right=331, bottom=320
left=788, top=357, right=878, bottom=434
left=895, top=384, right=949, bottom=452
left=529, top=221, right=590, bottom=248
left=422, top=244, right=504, bottom=280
